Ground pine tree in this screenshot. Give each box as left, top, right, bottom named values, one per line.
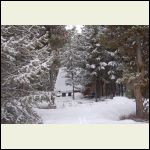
left=100, top=25, right=149, bottom=118
left=76, top=25, right=123, bottom=101
left=1, top=25, right=67, bottom=123
left=60, top=27, right=81, bottom=99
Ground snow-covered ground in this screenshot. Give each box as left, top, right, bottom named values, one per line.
left=34, top=93, right=145, bottom=124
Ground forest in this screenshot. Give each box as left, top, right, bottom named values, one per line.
left=1, top=25, right=149, bottom=124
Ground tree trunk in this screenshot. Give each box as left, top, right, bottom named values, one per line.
left=72, top=72, right=75, bottom=100
left=118, top=84, right=121, bottom=96
left=49, top=66, right=55, bottom=105
left=134, top=36, right=145, bottom=118
left=95, top=77, right=100, bottom=102
left=108, top=84, right=110, bottom=97
left=99, top=79, right=103, bottom=99
left=105, top=84, right=107, bottom=98
left=73, top=85, right=75, bottom=100
left=103, top=81, right=106, bottom=97
left=109, top=83, right=112, bottom=98
left=120, top=83, right=123, bottom=96
left=111, top=82, right=116, bottom=98
left=49, top=69, right=53, bottom=91
left=134, top=85, right=143, bottom=118
left=101, top=80, right=103, bottom=97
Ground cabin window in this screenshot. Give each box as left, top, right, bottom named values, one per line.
left=68, top=92, right=72, bottom=96
left=62, top=93, right=66, bottom=97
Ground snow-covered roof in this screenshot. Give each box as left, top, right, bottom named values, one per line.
left=55, top=68, right=72, bottom=92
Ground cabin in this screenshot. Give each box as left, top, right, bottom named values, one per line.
left=55, top=89, right=81, bottom=97
left=55, top=68, right=82, bottom=97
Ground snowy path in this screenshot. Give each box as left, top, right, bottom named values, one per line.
left=34, top=94, right=141, bottom=124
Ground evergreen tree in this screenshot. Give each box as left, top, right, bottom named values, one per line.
left=61, top=27, right=81, bottom=99
left=1, top=25, right=67, bottom=123
left=77, top=25, right=123, bottom=101
left=100, top=25, right=149, bottom=118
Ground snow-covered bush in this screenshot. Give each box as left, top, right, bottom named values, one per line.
left=1, top=100, right=42, bottom=124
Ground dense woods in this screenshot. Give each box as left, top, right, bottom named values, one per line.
left=1, top=25, right=149, bottom=124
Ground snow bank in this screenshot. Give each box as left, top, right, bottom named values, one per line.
left=34, top=95, right=140, bottom=124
